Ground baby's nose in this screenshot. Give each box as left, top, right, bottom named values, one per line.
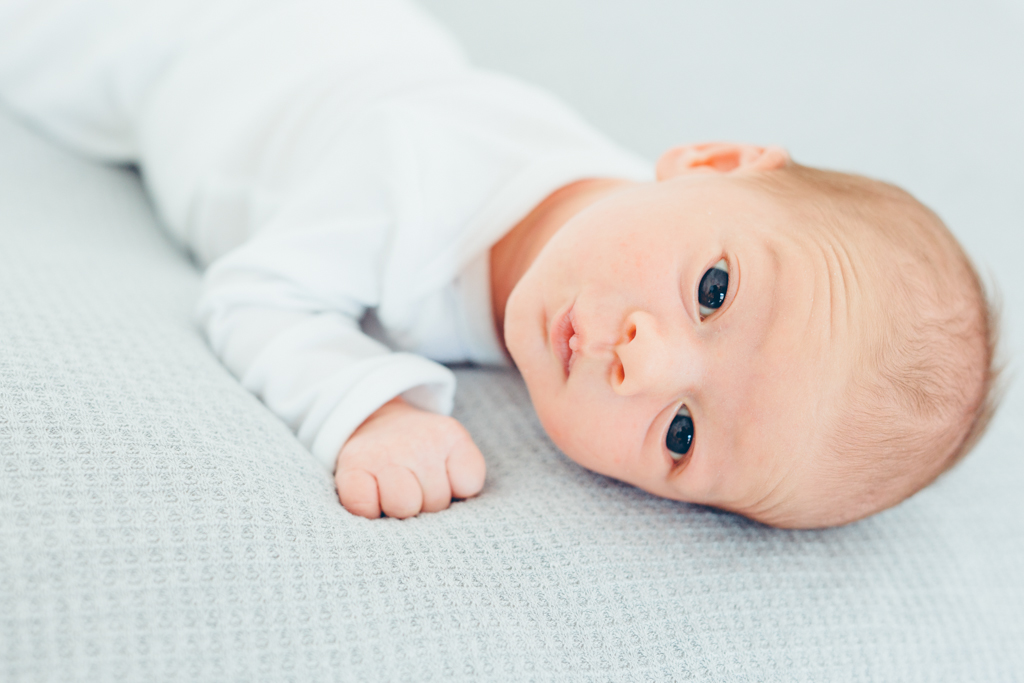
left=612, top=311, right=689, bottom=397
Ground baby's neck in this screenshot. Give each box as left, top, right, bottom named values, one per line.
left=489, top=178, right=635, bottom=348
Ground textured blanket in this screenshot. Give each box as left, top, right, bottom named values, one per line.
left=2, top=0, right=1023, bottom=680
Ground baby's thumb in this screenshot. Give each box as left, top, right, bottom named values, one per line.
left=447, top=439, right=486, bottom=500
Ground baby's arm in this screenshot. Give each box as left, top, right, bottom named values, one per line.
left=197, top=220, right=484, bottom=519
left=336, top=397, right=485, bottom=518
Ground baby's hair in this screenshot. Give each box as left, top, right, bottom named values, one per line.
left=747, top=164, right=1002, bottom=525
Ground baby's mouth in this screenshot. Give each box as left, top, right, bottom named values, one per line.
left=551, top=303, right=578, bottom=379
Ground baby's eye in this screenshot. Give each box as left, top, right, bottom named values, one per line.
left=698, top=259, right=729, bottom=317
left=666, top=406, right=694, bottom=460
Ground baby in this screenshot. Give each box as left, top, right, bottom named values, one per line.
left=356, top=148, right=1000, bottom=528
left=0, top=0, right=999, bottom=528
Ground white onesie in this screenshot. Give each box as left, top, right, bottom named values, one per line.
left=0, top=0, right=652, bottom=469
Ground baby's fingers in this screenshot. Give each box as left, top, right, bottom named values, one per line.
left=414, top=460, right=453, bottom=514
left=377, top=464, right=423, bottom=519
left=447, top=437, right=486, bottom=500
left=336, top=469, right=381, bottom=519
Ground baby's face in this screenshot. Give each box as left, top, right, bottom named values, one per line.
left=504, top=171, right=854, bottom=525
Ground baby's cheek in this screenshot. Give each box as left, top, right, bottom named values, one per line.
left=530, top=392, right=574, bottom=448
left=559, top=410, right=636, bottom=477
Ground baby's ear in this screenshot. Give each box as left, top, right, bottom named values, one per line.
left=655, top=143, right=790, bottom=180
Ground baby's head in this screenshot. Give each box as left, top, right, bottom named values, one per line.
left=503, top=143, right=1000, bottom=528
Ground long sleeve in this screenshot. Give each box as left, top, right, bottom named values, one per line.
left=193, top=131, right=459, bottom=470
left=199, top=241, right=457, bottom=469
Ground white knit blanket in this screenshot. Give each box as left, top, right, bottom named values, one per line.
left=2, top=0, right=1024, bottom=677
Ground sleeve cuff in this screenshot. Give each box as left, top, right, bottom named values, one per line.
left=307, top=353, right=456, bottom=471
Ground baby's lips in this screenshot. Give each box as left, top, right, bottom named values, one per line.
left=550, top=302, right=576, bottom=379
left=567, top=325, right=587, bottom=375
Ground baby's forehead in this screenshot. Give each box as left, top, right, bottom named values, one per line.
left=695, top=171, right=988, bottom=528
left=734, top=179, right=935, bottom=318
left=688, top=178, right=856, bottom=250
left=696, top=267, right=854, bottom=516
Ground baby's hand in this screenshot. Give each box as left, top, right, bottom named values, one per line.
left=334, top=397, right=486, bottom=519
